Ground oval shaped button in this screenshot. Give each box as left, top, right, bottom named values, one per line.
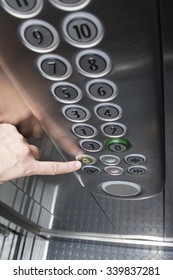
left=76, top=49, right=111, bottom=78
left=80, top=139, right=103, bottom=152
left=94, top=103, right=122, bottom=121
left=101, top=181, right=141, bottom=197
left=51, top=82, right=82, bottom=103
left=104, top=166, right=124, bottom=176
left=63, top=105, right=90, bottom=122
left=20, top=19, right=59, bottom=52
left=62, top=12, right=103, bottom=47
left=86, top=79, right=118, bottom=101
left=37, top=54, right=72, bottom=81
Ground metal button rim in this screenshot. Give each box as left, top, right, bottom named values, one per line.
left=37, top=54, right=72, bottom=80
left=62, top=12, right=104, bottom=48
left=94, top=103, right=123, bottom=121
left=72, top=123, right=97, bottom=138
left=20, top=19, right=59, bottom=53
left=127, top=165, right=148, bottom=175
left=101, top=181, right=142, bottom=197
left=62, top=104, right=91, bottom=122
left=49, top=0, right=91, bottom=11
left=125, top=154, right=146, bottom=165
left=82, top=165, right=101, bottom=175
left=51, top=82, right=82, bottom=103
left=1, top=0, right=43, bottom=18
left=86, top=79, right=118, bottom=102
left=80, top=139, right=103, bottom=152
left=99, top=155, right=121, bottom=166
left=75, top=154, right=96, bottom=165
left=104, top=166, right=124, bottom=176
left=101, top=122, right=127, bottom=138
left=75, top=49, right=112, bottom=78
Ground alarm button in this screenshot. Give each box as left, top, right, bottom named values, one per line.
left=76, top=154, right=96, bottom=165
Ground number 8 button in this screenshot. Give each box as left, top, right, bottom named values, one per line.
left=76, top=49, right=111, bottom=78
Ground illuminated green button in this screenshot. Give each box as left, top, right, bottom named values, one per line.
left=105, top=138, right=131, bottom=152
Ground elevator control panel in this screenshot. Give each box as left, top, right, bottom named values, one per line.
left=0, top=0, right=164, bottom=199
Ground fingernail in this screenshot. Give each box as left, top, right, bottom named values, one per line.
left=75, top=161, right=82, bottom=169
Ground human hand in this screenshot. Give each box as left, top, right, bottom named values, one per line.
left=0, top=68, right=44, bottom=139
left=0, top=124, right=81, bottom=184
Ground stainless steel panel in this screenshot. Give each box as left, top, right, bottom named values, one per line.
left=0, top=0, right=164, bottom=199
left=0, top=0, right=168, bottom=248
left=160, top=0, right=173, bottom=241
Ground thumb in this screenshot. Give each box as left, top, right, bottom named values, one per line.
left=30, top=160, right=82, bottom=176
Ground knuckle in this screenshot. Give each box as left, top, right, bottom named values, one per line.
left=22, top=161, right=38, bottom=177
left=50, top=163, right=59, bottom=175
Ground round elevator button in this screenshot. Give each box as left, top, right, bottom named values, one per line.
left=100, top=155, right=121, bottom=165
left=76, top=154, right=96, bottom=165
left=82, top=165, right=101, bottom=175
left=104, top=166, right=124, bottom=176
left=105, top=138, right=131, bottom=152
left=1, top=0, right=43, bottom=18
left=62, top=12, right=103, bottom=47
left=20, top=20, right=59, bottom=52
left=49, top=0, right=91, bottom=11
left=127, top=166, right=148, bottom=175
left=125, top=154, right=146, bottom=165
left=101, top=181, right=141, bottom=197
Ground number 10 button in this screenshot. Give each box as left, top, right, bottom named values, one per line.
left=62, top=12, right=103, bottom=48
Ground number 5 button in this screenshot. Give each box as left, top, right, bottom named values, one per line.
left=51, top=82, right=82, bottom=103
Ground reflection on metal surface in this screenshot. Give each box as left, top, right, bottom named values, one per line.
left=0, top=0, right=170, bottom=253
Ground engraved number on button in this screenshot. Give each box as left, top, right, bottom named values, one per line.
left=32, top=29, right=43, bottom=44
left=97, top=86, right=106, bottom=96
left=61, top=87, right=70, bottom=99
left=15, top=0, right=29, bottom=7
left=114, top=145, right=122, bottom=152
left=88, top=58, right=98, bottom=71
left=73, top=23, right=91, bottom=40
left=104, top=108, right=112, bottom=118
left=72, top=109, right=81, bottom=119
left=47, top=61, right=57, bottom=75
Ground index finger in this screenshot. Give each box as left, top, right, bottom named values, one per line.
left=30, top=160, right=82, bottom=176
